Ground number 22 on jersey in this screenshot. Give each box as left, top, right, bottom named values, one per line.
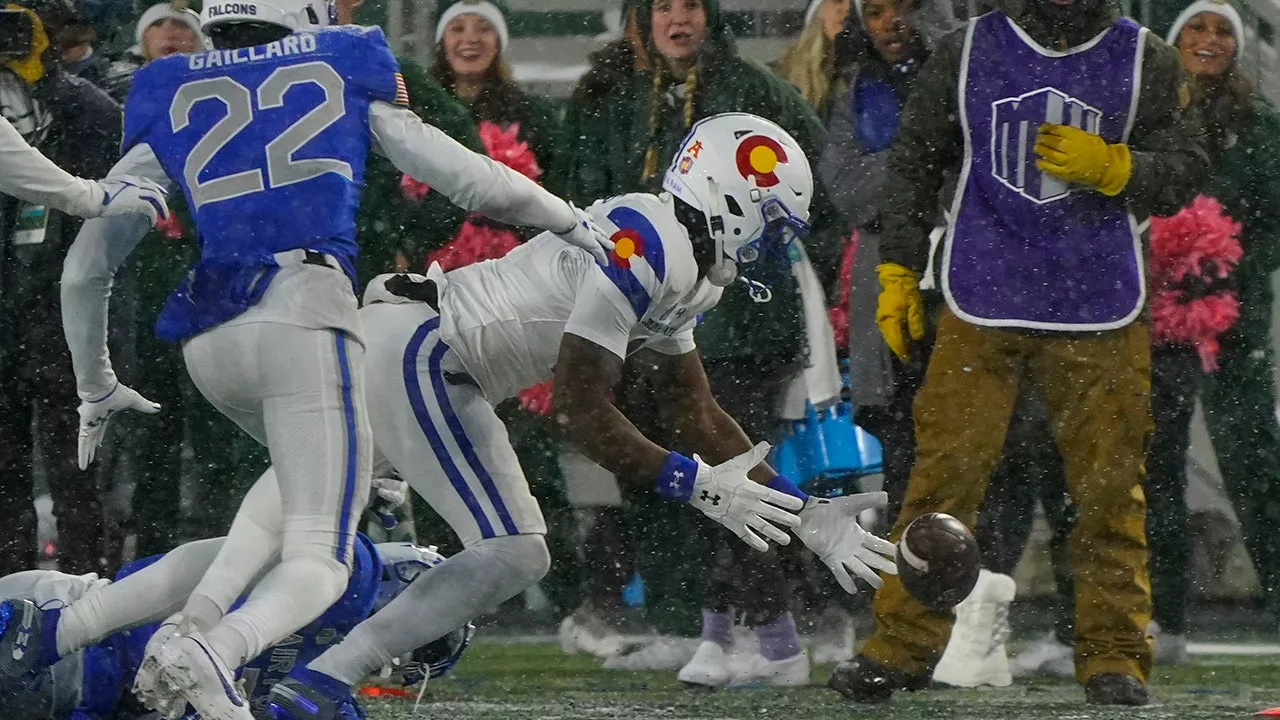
left=170, top=61, right=352, bottom=209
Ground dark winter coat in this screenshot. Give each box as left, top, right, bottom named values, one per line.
left=879, top=0, right=1209, bottom=275
left=818, top=0, right=959, bottom=405
left=1204, top=96, right=1280, bottom=342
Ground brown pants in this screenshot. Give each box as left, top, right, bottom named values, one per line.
left=860, top=309, right=1154, bottom=683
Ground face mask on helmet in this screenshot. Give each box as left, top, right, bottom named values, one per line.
left=399, top=623, right=475, bottom=686
left=662, top=112, right=814, bottom=302
left=373, top=543, right=445, bottom=612
left=731, top=195, right=810, bottom=302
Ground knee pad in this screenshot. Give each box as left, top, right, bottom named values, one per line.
left=475, top=534, right=550, bottom=591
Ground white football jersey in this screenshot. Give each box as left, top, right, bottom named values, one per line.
left=431, top=192, right=723, bottom=402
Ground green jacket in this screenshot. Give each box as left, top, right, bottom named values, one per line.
left=1209, top=97, right=1280, bottom=334
left=556, top=0, right=842, bottom=363
left=880, top=0, right=1209, bottom=275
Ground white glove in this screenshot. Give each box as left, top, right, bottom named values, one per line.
left=690, top=442, right=804, bottom=552
left=368, top=475, right=410, bottom=529
left=77, top=384, right=161, bottom=469
left=93, top=176, right=170, bottom=225
left=372, top=475, right=409, bottom=508
left=795, top=492, right=898, bottom=594
left=553, top=202, right=614, bottom=265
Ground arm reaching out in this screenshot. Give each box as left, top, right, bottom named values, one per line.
left=646, top=349, right=898, bottom=590
left=367, top=102, right=613, bottom=263
left=0, top=116, right=169, bottom=223
left=551, top=335, right=802, bottom=552
left=61, top=143, right=168, bottom=468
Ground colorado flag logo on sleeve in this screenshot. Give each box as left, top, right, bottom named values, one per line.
left=599, top=206, right=667, bottom=319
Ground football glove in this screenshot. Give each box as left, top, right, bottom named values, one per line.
left=554, top=202, right=615, bottom=265
left=77, top=383, right=160, bottom=469
left=369, top=475, right=410, bottom=529
left=876, top=263, right=926, bottom=361
left=93, top=176, right=170, bottom=225
left=1034, top=124, right=1132, bottom=196
left=795, top=492, right=898, bottom=594
left=691, top=442, right=804, bottom=552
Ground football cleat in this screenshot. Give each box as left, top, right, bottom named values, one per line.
left=147, top=630, right=254, bottom=720
left=827, top=655, right=930, bottom=704
left=0, top=599, right=61, bottom=684
left=267, top=667, right=364, bottom=720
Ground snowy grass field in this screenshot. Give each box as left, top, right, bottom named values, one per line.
left=357, top=640, right=1280, bottom=720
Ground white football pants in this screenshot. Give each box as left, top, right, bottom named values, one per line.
left=175, top=263, right=372, bottom=668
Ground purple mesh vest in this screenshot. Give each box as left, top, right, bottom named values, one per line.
left=942, top=13, right=1147, bottom=330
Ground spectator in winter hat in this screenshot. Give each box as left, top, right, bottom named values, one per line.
left=431, top=0, right=563, bottom=195
left=100, top=2, right=202, bottom=102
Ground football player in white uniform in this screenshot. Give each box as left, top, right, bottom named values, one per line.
left=261, top=112, right=899, bottom=719
left=0, top=115, right=168, bottom=223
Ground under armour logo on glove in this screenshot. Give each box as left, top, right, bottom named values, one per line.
left=685, top=444, right=803, bottom=552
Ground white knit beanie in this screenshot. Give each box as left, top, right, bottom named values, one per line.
left=1166, top=0, right=1245, bottom=55
left=435, top=0, right=510, bottom=55
left=134, top=2, right=204, bottom=50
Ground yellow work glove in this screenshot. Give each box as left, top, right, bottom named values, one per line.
left=1033, top=124, right=1132, bottom=197
left=875, top=263, right=926, bottom=362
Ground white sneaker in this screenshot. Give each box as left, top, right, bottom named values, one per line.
left=602, top=636, right=698, bottom=671
left=726, top=649, right=810, bottom=687
left=1010, top=630, right=1074, bottom=678
left=678, top=641, right=733, bottom=687
left=809, top=608, right=855, bottom=665
left=559, top=609, right=627, bottom=658
left=1148, top=621, right=1188, bottom=666
left=150, top=630, right=254, bottom=720
left=933, top=569, right=1016, bottom=688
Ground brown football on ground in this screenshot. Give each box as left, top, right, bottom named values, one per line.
left=896, top=512, right=981, bottom=612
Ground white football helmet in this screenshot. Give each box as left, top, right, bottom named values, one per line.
left=662, top=112, right=814, bottom=298
left=201, top=0, right=335, bottom=33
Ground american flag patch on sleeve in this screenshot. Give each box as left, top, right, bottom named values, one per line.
left=394, top=73, right=410, bottom=106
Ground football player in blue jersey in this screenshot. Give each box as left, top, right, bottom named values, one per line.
left=0, top=530, right=471, bottom=720
left=49, top=0, right=611, bottom=717
left=253, top=113, right=900, bottom=719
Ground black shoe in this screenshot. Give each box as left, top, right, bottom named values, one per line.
left=1084, top=673, right=1149, bottom=706
left=827, top=655, right=930, bottom=704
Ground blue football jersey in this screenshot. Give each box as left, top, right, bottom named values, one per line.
left=75, top=534, right=383, bottom=719
left=122, top=26, right=405, bottom=340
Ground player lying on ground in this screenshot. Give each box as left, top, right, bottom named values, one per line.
left=0, top=477, right=470, bottom=720
left=254, top=113, right=899, bottom=718
left=0, top=115, right=169, bottom=224
left=51, top=1, right=612, bottom=718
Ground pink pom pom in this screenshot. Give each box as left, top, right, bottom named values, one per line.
left=400, top=174, right=431, bottom=202
left=1148, top=195, right=1244, bottom=372
left=518, top=381, right=554, bottom=416
left=425, top=219, right=522, bottom=272
left=478, top=121, right=542, bottom=182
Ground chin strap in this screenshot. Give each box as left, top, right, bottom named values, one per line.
left=742, top=276, right=772, bottom=303
left=703, top=176, right=738, bottom=287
